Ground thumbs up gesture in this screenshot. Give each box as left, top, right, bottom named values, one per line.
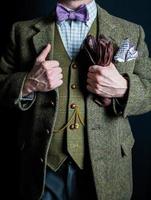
left=22, top=44, right=63, bottom=96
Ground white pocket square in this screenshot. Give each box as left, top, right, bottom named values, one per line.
left=114, top=38, right=138, bottom=62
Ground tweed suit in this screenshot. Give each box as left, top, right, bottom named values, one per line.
left=0, top=5, right=151, bottom=200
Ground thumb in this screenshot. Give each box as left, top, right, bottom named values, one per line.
left=36, top=43, right=51, bottom=62
left=89, top=65, right=100, bottom=73
left=109, top=62, right=116, bottom=68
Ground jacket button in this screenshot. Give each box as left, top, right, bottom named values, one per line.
left=119, top=111, right=123, bottom=115
left=71, top=84, right=77, bottom=89
left=46, top=129, right=50, bottom=135
left=40, top=158, right=44, bottom=163
left=20, top=141, right=26, bottom=151
left=50, top=100, right=55, bottom=106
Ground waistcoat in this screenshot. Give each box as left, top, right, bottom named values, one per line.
left=47, top=19, right=97, bottom=171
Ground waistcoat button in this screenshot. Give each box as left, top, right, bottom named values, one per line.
left=70, top=103, right=76, bottom=109
left=70, top=124, right=75, bottom=130
left=72, top=64, right=77, bottom=69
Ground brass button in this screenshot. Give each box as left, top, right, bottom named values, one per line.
left=74, top=123, right=79, bottom=129
left=71, top=84, right=77, bottom=89
left=70, top=103, right=76, bottom=109
left=72, top=64, right=77, bottom=69
left=70, top=124, right=75, bottom=130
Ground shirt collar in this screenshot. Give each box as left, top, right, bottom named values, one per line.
left=57, top=0, right=97, bottom=27
left=86, top=0, right=97, bottom=27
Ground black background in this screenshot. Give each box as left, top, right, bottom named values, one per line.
left=0, top=0, right=151, bottom=199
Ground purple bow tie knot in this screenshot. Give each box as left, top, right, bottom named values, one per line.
left=56, top=3, right=89, bottom=23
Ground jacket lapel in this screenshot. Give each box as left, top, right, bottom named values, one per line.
left=97, top=6, right=137, bottom=74
left=32, top=14, right=56, bottom=60
left=86, top=6, right=121, bottom=199
left=97, top=6, right=116, bottom=39
left=32, top=14, right=59, bottom=100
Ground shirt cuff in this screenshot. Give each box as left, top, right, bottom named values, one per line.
left=20, top=92, right=35, bottom=101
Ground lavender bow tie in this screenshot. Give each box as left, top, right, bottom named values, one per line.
left=56, top=3, right=89, bottom=23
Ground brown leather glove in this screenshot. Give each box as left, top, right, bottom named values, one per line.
left=83, top=34, right=114, bottom=106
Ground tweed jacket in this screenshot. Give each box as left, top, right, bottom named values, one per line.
left=0, top=5, right=151, bottom=200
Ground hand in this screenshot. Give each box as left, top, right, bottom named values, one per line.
left=87, top=63, right=128, bottom=98
left=22, top=44, right=63, bottom=96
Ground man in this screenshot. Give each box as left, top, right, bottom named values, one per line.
left=0, top=0, right=151, bottom=199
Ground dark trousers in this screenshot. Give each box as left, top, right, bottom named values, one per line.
left=42, top=160, right=97, bottom=200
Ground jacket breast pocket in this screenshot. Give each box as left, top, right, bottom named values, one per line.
left=115, top=60, right=136, bottom=74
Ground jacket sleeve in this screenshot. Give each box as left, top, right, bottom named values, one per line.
left=112, top=25, right=151, bottom=117
left=0, top=23, right=36, bottom=111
